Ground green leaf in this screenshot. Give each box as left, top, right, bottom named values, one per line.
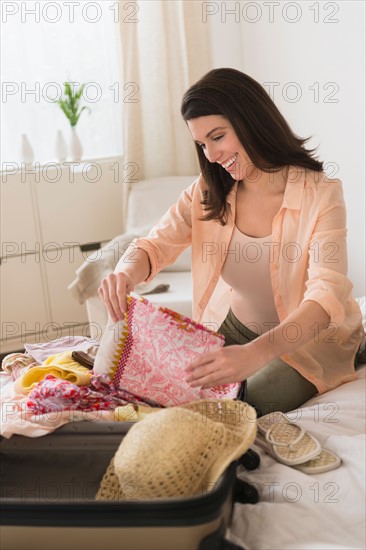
left=75, top=83, right=85, bottom=100
left=74, top=105, right=91, bottom=125
left=56, top=82, right=91, bottom=127
left=64, top=82, right=72, bottom=98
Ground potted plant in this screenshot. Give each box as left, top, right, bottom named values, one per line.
left=56, top=82, right=91, bottom=161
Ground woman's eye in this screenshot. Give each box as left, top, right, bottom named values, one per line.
left=197, top=135, right=224, bottom=149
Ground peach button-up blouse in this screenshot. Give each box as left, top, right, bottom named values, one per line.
left=127, top=166, right=363, bottom=394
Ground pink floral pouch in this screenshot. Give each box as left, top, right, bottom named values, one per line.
left=94, top=294, right=240, bottom=407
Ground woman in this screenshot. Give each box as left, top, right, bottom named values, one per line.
left=99, top=68, right=364, bottom=416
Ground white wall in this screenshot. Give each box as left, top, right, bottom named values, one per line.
left=208, top=0, right=365, bottom=297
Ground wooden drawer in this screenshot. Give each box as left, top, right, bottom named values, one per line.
left=43, top=246, right=91, bottom=326
left=0, top=255, right=48, bottom=351
left=34, top=159, right=124, bottom=245
left=0, top=175, right=38, bottom=250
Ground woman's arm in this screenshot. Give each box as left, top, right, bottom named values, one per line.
left=114, top=246, right=151, bottom=285
left=253, top=300, right=330, bottom=365
left=186, top=300, right=330, bottom=388
left=98, top=177, right=198, bottom=321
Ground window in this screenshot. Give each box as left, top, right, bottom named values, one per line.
left=1, top=1, right=123, bottom=165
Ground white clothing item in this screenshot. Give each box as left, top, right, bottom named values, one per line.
left=221, top=225, right=280, bottom=335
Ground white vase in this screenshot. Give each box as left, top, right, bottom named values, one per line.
left=55, top=130, right=68, bottom=163
left=71, top=127, right=83, bottom=162
left=21, top=133, right=34, bottom=166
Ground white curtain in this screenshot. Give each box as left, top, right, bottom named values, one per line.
left=119, top=0, right=212, bottom=183
left=1, top=1, right=123, bottom=165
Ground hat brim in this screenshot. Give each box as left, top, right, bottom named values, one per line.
left=180, top=400, right=257, bottom=488
left=96, top=400, right=257, bottom=501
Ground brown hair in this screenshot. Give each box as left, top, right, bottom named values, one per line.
left=181, top=68, right=323, bottom=224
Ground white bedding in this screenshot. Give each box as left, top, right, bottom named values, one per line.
left=228, top=365, right=366, bottom=550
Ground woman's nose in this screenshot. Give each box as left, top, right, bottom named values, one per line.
left=204, top=143, right=221, bottom=164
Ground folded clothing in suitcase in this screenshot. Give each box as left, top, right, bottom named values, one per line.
left=0, top=402, right=259, bottom=550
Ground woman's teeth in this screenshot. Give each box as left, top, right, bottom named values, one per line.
left=221, top=154, right=237, bottom=169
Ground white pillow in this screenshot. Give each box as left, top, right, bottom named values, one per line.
left=126, top=176, right=197, bottom=232
left=355, top=296, right=366, bottom=332
left=126, top=176, right=197, bottom=273
left=162, top=246, right=191, bottom=272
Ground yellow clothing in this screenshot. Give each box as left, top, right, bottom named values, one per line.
left=123, top=167, right=363, bottom=394
left=114, top=404, right=162, bottom=422
left=17, top=351, right=92, bottom=393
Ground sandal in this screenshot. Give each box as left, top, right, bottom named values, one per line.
left=293, top=449, right=342, bottom=474
left=255, top=412, right=322, bottom=466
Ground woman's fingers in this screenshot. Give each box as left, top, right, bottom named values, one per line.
left=185, top=346, right=247, bottom=388
left=188, top=367, right=232, bottom=389
left=98, top=278, right=120, bottom=322
left=186, top=361, right=216, bottom=385
left=98, top=272, right=134, bottom=322
left=185, top=352, right=215, bottom=372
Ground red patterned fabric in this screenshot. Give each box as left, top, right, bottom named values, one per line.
left=94, top=295, right=240, bottom=407
left=26, top=373, right=141, bottom=414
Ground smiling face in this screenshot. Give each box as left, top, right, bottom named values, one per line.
left=187, top=114, right=257, bottom=181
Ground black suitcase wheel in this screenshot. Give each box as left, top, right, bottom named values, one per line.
left=239, top=449, right=260, bottom=471
left=234, top=478, right=259, bottom=504
left=219, top=538, right=245, bottom=549
left=199, top=527, right=245, bottom=550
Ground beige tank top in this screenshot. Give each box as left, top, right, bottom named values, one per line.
left=221, top=225, right=280, bottom=335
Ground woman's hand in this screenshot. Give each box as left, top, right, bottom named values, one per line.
left=185, top=342, right=268, bottom=388
left=98, top=272, right=135, bottom=322
left=185, top=300, right=332, bottom=389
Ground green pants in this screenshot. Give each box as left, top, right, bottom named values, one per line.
left=218, top=309, right=318, bottom=416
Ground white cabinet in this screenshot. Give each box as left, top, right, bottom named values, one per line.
left=0, top=159, right=124, bottom=354
left=34, top=163, right=125, bottom=245
left=0, top=255, right=49, bottom=340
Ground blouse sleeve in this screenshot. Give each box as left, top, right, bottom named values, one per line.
left=301, top=179, right=353, bottom=326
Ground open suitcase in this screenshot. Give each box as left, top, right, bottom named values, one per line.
left=0, top=419, right=260, bottom=550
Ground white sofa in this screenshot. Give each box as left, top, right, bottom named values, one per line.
left=70, top=176, right=197, bottom=339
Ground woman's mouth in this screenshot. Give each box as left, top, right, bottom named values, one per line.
left=220, top=154, right=238, bottom=171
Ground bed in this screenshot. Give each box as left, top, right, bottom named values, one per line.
left=228, top=363, right=366, bottom=550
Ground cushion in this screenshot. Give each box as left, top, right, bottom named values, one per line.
left=93, top=293, right=240, bottom=407
left=355, top=296, right=366, bottom=332
left=126, top=176, right=197, bottom=272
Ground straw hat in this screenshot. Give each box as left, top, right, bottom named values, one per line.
left=96, top=400, right=257, bottom=501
